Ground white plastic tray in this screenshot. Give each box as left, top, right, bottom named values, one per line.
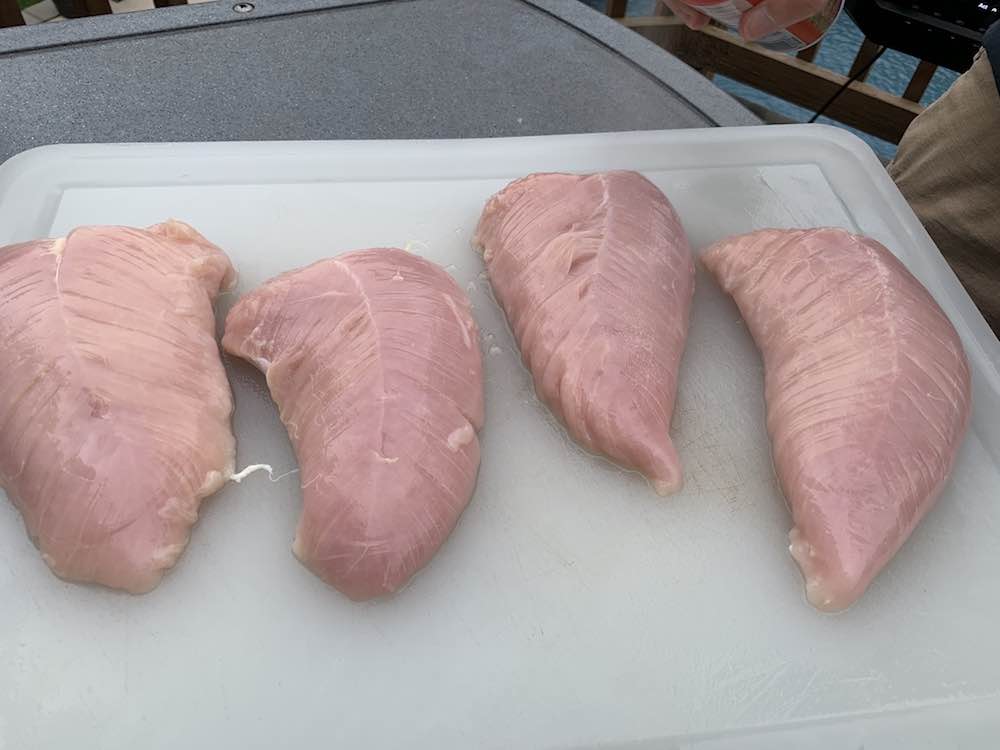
left=0, top=126, right=998, bottom=750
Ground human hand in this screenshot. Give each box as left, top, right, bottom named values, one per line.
left=738, top=0, right=828, bottom=41
left=661, top=0, right=830, bottom=41
left=661, top=0, right=710, bottom=30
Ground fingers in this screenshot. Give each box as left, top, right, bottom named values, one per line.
left=739, top=0, right=826, bottom=40
left=687, top=10, right=710, bottom=30
left=661, top=0, right=710, bottom=30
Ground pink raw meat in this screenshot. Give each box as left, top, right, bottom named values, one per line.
left=222, top=249, right=484, bottom=600
left=0, top=221, right=237, bottom=593
left=474, top=171, right=694, bottom=495
left=703, top=228, right=971, bottom=611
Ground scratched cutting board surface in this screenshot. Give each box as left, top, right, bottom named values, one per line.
left=0, top=126, right=998, bottom=749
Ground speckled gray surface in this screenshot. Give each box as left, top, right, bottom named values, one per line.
left=0, top=0, right=757, bottom=164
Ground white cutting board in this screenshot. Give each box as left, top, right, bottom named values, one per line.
left=0, top=126, right=998, bottom=750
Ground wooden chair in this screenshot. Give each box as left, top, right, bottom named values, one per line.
left=609, top=0, right=941, bottom=144
left=1, top=0, right=186, bottom=27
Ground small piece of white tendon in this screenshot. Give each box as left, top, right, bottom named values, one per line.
left=229, top=464, right=300, bottom=484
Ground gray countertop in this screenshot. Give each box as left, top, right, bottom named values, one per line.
left=0, top=0, right=756, bottom=164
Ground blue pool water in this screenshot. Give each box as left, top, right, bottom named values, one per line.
left=581, top=0, right=960, bottom=159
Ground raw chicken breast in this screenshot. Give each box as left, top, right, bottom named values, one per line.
left=474, top=171, right=694, bottom=495
left=0, top=221, right=237, bottom=593
left=222, top=249, right=484, bottom=600
left=703, top=228, right=971, bottom=611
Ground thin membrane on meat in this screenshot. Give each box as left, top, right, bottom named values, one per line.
left=0, top=221, right=237, bottom=593
left=222, top=249, right=484, bottom=600
left=703, top=228, right=971, bottom=611
left=474, top=171, right=694, bottom=494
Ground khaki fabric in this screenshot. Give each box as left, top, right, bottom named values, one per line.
left=888, top=49, right=1000, bottom=333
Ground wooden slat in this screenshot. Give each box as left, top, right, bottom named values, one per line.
left=624, top=14, right=716, bottom=75
left=0, top=0, right=25, bottom=27
left=623, top=13, right=686, bottom=49
left=623, top=17, right=921, bottom=143
left=848, top=38, right=881, bottom=81
left=903, top=60, right=937, bottom=102
left=605, top=0, right=627, bottom=18
left=623, top=16, right=681, bottom=28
